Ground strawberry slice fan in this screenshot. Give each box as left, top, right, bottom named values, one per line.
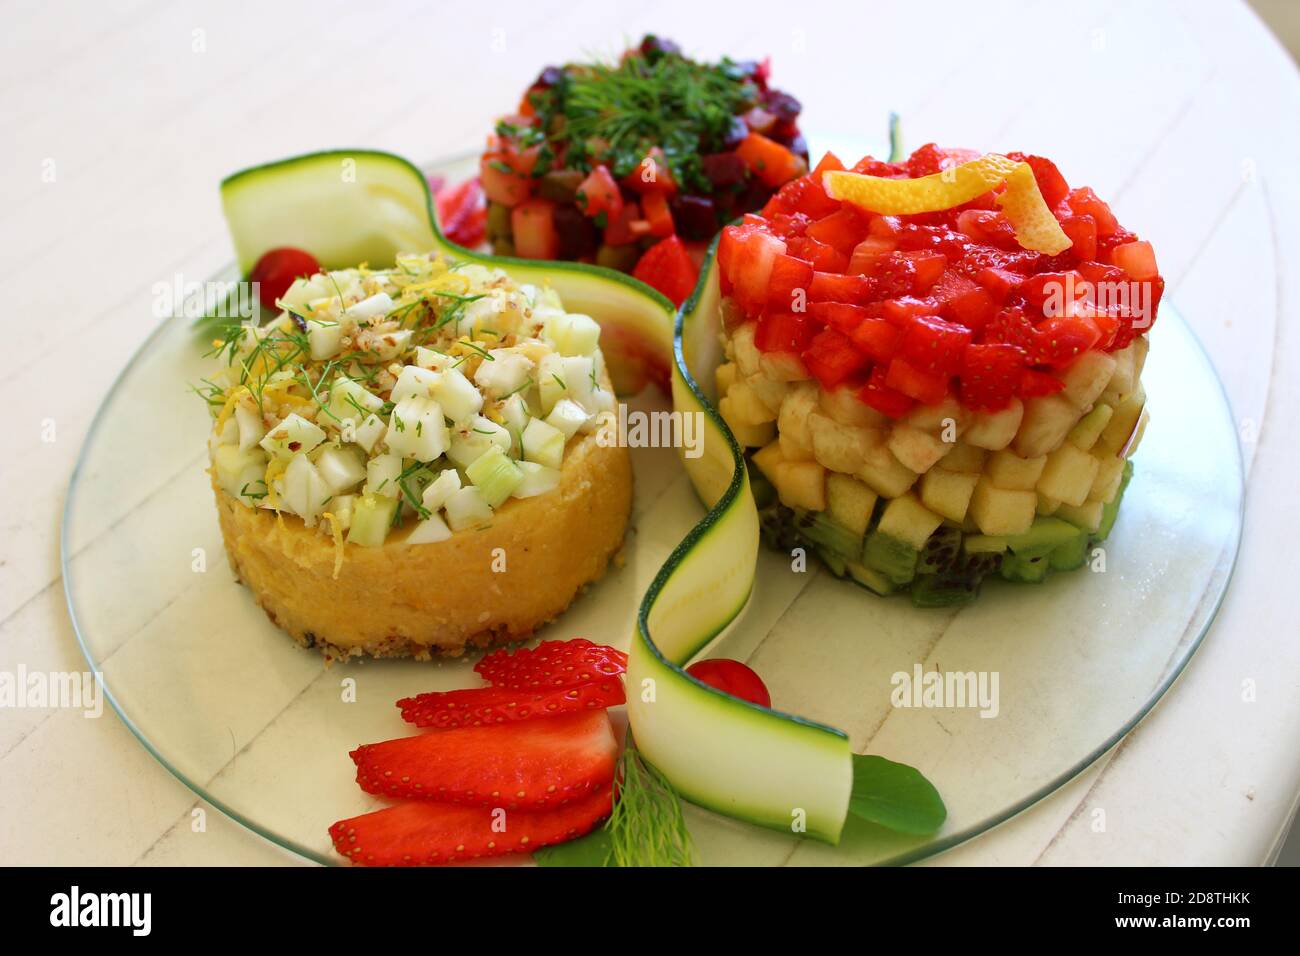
left=331, top=640, right=628, bottom=866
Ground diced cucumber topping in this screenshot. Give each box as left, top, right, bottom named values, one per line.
left=347, top=494, right=398, bottom=547
left=314, top=444, right=367, bottom=494
left=447, top=415, right=511, bottom=469
left=258, top=413, right=326, bottom=461
left=545, top=398, right=590, bottom=439
left=281, top=454, right=331, bottom=523
left=420, top=468, right=461, bottom=512
left=538, top=353, right=567, bottom=414
left=390, top=365, right=440, bottom=404
left=466, top=445, right=524, bottom=508
left=353, top=413, right=387, bottom=454
left=522, top=417, right=566, bottom=470
left=370, top=329, right=412, bottom=360
left=405, top=512, right=452, bottom=545
left=327, top=378, right=383, bottom=424
left=386, top=396, right=450, bottom=462
left=365, top=453, right=402, bottom=498
left=415, top=346, right=453, bottom=371
left=544, top=312, right=601, bottom=356
left=306, top=318, right=342, bottom=360
left=234, top=403, right=265, bottom=452
left=430, top=367, right=483, bottom=422
left=474, top=350, right=534, bottom=399
left=513, top=460, right=561, bottom=498
left=212, top=444, right=268, bottom=504
left=444, top=486, right=493, bottom=530
left=343, top=291, right=393, bottom=322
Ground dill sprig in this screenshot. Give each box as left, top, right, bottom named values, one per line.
left=604, top=742, right=695, bottom=867
left=524, top=46, right=757, bottom=193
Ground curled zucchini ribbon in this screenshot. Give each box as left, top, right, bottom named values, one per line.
left=220, top=150, right=854, bottom=842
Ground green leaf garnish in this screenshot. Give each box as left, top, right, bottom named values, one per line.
left=847, top=754, right=946, bottom=835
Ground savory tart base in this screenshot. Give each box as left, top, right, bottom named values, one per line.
left=213, top=431, right=632, bottom=660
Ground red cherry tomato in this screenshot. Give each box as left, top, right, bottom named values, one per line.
left=249, top=247, right=320, bottom=311
left=686, top=659, right=771, bottom=708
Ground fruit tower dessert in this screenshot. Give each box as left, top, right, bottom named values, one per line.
left=202, top=255, right=632, bottom=657
left=478, top=35, right=809, bottom=304
left=714, top=144, right=1160, bottom=605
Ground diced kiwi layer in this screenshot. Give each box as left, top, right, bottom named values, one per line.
left=757, top=461, right=1133, bottom=607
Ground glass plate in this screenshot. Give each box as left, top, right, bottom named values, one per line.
left=63, top=152, right=1243, bottom=866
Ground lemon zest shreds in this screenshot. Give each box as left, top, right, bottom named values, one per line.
left=823, top=153, right=1072, bottom=255
left=214, top=386, right=250, bottom=433
left=322, top=512, right=345, bottom=579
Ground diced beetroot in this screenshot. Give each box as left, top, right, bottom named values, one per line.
left=898, top=315, right=972, bottom=376
left=858, top=365, right=914, bottom=418
left=806, top=207, right=870, bottom=255
left=603, top=200, right=645, bottom=246
left=849, top=317, right=902, bottom=363
left=511, top=199, right=560, bottom=259
left=767, top=254, right=815, bottom=310
left=885, top=357, right=949, bottom=405
left=803, top=329, right=868, bottom=388
left=755, top=311, right=819, bottom=353
left=809, top=271, right=874, bottom=305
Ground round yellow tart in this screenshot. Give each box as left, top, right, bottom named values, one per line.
left=203, top=256, right=631, bottom=658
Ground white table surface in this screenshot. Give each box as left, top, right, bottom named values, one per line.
left=2, top=0, right=1297, bottom=866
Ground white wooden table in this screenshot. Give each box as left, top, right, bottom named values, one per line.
left=2, top=0, right=1297, bottom=866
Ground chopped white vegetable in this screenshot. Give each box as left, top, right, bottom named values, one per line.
left=474, top=350, right=534, bottom=398
left=327, top=378, right=383, bottom=424
left=444, top=486, right=493, bottom=531
left=390, top=365, right=440, bottom=404
left=431, top=367, right=483, bottom=422
left=386, top=396, right=450, bottom=462
left=344, top=292, right=394, bottom=322
left=365, top=453, right=402, bottom=498
left=420, top=469, right=462, bottom=513
left=235, top=403, right=266, bottom=452
left=522, top=417, right=566, bottom=470
left=307, top=318, right=342, bottom=360
left=353, top=413, right=387, bottom=454
left=405, top=512, right=452, bottom=545
left=544, top=312, right=601, bottom=356
left=544, top=398, right=589, bottom=439
left=281, top=454, right=331, bottom=525
left=259, top=413, right=326, bottom=461
left=314, top=444, right=367, bottom=494
left=447, top=415, right=511, bottom=469
left=513, top=460, right=562, bottom=499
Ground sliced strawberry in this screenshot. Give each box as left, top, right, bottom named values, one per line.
left=1032, top=317, right=1101, bottom=367
left=397, top=680, right=626, bottom=730
left=475, top=638, right=628, bottom=690
left=885, top=356, right=949, bottom=405
left=1019, top=368, right=1067, bottom=398
left=352, top=710, right=618, bottom=808
left=858, top=364, right=915, bottom=418
left=898, top=315, right=972, bottom=376
left=330, top=782, right=613, bottom=867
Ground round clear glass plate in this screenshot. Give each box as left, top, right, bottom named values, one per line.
left=63, top=151, right=1243, bottom=866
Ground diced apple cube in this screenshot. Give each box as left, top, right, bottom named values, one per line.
left=1096, top=387, right=1146, bottom=455
left=1068, top=403, right=1113, bottom=451
left=744, top=372, right=791, bottom=416
left=1100, top=342, right=1137, bottom=404
left=1088, top=456, right=1126, bottom=504
left=779, top=430, right=814, bottom=461
left=728, top=419, right=776, bottom=448
left=772, top=459, right=826, bottom=511
left=1057, top=499, right=1103, bottom=534
left=969, top=477, right=1037, bottom=536
left=1123, top=409, right=1149, bottom=458
left=758, top=351, right=811, bottom=382
left=714, top=362, right=738, bottom=397
left=964, top=399, right=1023, bottom=450
left=827, top=474, right=878, bottom=537
left=920, top=468, right=979, bottom=523
left=1058, top=349, right=1116, bottom=409
left=905, top=397, right=967, bottom=433
left=1037, top=494, right=1061, bottom=515
left=259, top=412, right=327, bottom=461
left=820, top=383, right=887, bottom=428
left=877, top=493, right=944, bottom=550
left=809, top=413, right=874, bottom=474
left=778, top=383, right=819, bottom=446
left=731, top=321, right=762, bottom=378
left=751, top=440, right=785, bottom=484
left=722, top=382, right=776, bottom=425
left=986, top=449, right=1047, bottom=490
left=1037, top=442, right=1101, bottom=506
left=856, top=442, right=918, bottom=499
left=940, top=441, right=986, bottom=473
left=1014, top=394, right=1081, bottom=458
left=887, top=423, right=952, bottom=474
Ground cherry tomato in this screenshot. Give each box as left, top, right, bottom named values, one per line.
left=249, top=247, right=320, bottom=311
left=686, top=659, right=771, bottom=708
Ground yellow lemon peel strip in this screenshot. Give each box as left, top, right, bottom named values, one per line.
left=823, top=154, right=1072, bottom=255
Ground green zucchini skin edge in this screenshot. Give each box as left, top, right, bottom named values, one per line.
left=220, top=149, right=854, bottom=843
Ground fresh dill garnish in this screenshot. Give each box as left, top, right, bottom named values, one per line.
left=522, top=45, right=758, bottom=192
left=603, top=742, right=695, bottom=867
